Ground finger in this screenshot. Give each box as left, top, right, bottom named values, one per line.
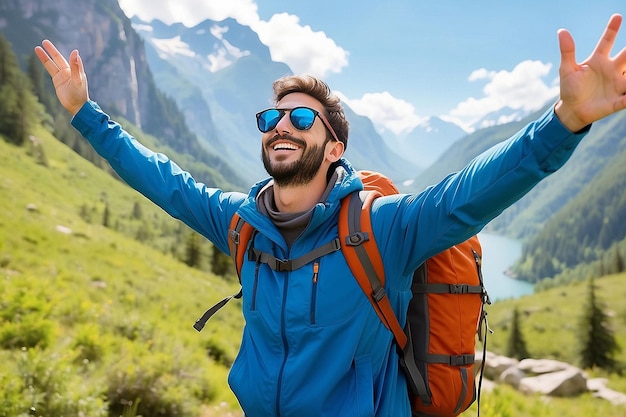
left=41, top=39, right=70, bottom=71
left=69, top=50, right=85, bottom=85
left=558, top=28, right=577, bottom=72
left=593, top=14, right=622, bottom=57
left=34, top=45, right=51, bottom=66
left=34, top=43, right=60, bottom=76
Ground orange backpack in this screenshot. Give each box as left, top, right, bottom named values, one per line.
left=194, top=170, right=491, bottom=417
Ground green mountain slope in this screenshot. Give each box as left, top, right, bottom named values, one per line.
left=0, top=1, right=247, bottom=192
left=513, top=140, right=626, bottom=282
left=0, top=126, right=243, bottom=415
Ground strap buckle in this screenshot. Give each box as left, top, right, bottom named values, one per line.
left=449, top=284, right=469, bottom=294
left=345, top=232, right=369, bottom=246
left=273, top=259, right=293, bottom=272
left=229, top=229, right=240, bottom=244
left=449, top=355, right=474, bottom=366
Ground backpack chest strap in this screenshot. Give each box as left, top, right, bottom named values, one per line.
left=249, top=238, right=341, bottom=272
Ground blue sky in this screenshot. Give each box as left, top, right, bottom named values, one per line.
left=118, top=0, right=626, bottom=133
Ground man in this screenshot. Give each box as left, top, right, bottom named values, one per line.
left=35, top=14, right=626, bottom=417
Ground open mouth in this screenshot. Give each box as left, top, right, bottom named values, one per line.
left=273, top=142, right=300, bottom=151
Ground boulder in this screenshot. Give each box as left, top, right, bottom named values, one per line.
left=519, top=367, right=587, bottom=397
left=588, top=378, right=626, bottom=406
left=499, top=366, right=525, bottom=389
left=593, top=387, right=626, bottom=405
left=518, top=358, right=571, bottom=375
left=481, top=351, right=519, bottom=381
left=587, top=377, right=608, bottom=392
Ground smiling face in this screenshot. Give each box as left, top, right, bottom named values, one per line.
left=261, top=92, right=341, bottom=187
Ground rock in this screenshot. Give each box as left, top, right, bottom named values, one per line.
left=55, top=225, right=72, bottom=234
left=588, top=378, right=626, bottom=406
left=593, top=387, right=626, bottom=405
left=477, top=378, right=497, bottom=393
left=481, top=351, right=519, bottom=381
left=519, top=367, right=587, bottom=397
left=475, top=352, right=626, bottom=406
left=518, top=358, right=571, bottom=375
left=587, top=377, right=608, bottom=392
left=499, top=366, right=525, bottom=389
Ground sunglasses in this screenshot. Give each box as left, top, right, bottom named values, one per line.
left=256, top=106, right=340, bottom=142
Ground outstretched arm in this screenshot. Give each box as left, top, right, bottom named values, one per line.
left=555, top=13, right=626, bottom=132
left=34, top=39, right=89, bottom=115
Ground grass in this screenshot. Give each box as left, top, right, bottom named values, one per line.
left=0, top=127, right=244, bottom=416
left=483, top=272, right=626, bottom=369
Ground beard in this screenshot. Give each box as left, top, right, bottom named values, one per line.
left=262, top=135, right=331, bottom=187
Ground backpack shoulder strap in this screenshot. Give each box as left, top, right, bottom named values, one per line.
left=338, top=190, right=407, bottom=348
left=193, top=212, right=252, bottom=332
left=228, top=213, right=256, bottom=279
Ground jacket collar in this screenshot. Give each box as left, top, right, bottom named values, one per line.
left=237, top=158, right=363, bottom=234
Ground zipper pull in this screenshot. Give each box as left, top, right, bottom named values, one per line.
left=313, top=261, right=319, bottom=283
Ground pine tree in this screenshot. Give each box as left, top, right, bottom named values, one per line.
left=0, top=34, right=43, bottom=145
left=27, top=53, right=56, bottom=112
left=506, top=307, right=530, bottom=359
left=578, top=276, right=621, bottom=370
left=613, top=247, right=624, bottom=274
left=102, top=202, right=110, bottom=228
left=131, top=201, right=143, bottom=220
left=211, top=245, right=234, bottom=279
left=185, top=231, right=201, bottom=268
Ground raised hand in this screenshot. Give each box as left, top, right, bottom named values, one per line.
left=34, top=40, right=89, bottom=115
left=555, top=14, right=626, bottom=132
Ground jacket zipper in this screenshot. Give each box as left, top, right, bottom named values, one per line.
left=310, top=261, right=320, bottom=324
left=251, top=261, right=261, bottom=311
left=275, top=248, right=290, bottom=417
left=275, top=273, right=289, bottom=417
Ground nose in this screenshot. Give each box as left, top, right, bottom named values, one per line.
left=274, top=111, right=291, bottom=134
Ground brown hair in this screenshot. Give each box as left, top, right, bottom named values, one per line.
left=272, top=75, right=349, bottom=149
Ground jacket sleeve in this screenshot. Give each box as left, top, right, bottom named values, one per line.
left=70, top=100, right=246, bottom=254
left=374, top=106, right=590, bottom=275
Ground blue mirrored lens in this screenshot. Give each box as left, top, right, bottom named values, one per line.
left=257, top=109, right=282, bottom=132
left=290, top=107, right=316, bottom=130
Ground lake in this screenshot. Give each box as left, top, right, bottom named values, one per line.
left=477, top=232, right=534, bottom=302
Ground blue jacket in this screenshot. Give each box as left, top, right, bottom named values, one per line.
left=72, top=101, right=587, bottom=417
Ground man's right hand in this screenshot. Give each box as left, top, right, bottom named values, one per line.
left=34, top=39, right=89, bottom=116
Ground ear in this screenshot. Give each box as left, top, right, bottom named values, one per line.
left=326, top=140, right=345, bottom=163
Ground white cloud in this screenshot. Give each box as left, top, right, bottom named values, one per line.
left=445, top=60, right=560, bottom=131
left=251, top=13, right=348, bottom=78
left=118, top=0, right=260, bottom=27
left=340, top=91, right=426, bottom=136
left=468, top=68, right=496, bottom=82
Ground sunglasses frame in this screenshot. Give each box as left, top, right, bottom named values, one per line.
left=256, top=106, right=340, bottom=142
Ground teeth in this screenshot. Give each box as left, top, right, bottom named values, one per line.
left=273, top=142, right=298, bottom=151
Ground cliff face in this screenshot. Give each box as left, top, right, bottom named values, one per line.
left=1, top=0, right=247, bottom=189
left=0, top=0, right=149, bottom=127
